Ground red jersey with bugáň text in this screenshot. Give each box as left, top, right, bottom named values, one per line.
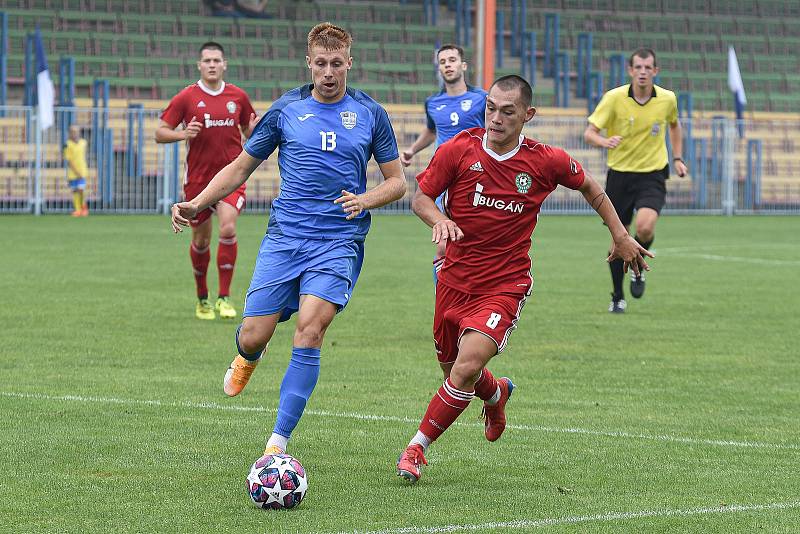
left=416, top=127, right=586, bottom=294
left=160, top=80, right=255, bottom=188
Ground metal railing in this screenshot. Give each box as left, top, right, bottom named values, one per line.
left=1, top=105, right=798, bottom=215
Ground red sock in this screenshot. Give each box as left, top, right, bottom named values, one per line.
left=418, top=378, right=474, bottom=443
left=190, top=243, right=210, bottom=298
left=217, top=235, right=237, bottom=298
left=474, top=368, right=499, bottom=401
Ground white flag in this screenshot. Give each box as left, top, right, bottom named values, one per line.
left=727, top=46, right=747, bottom=107
left=34, top=28, right=55, bottom=131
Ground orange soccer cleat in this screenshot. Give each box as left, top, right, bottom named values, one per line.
left=223, top=355, right=260, bottom=397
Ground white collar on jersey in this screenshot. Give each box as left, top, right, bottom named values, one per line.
left=197, top=80, right=226, bottom=96
left=482, top=133, right=524, bottom=161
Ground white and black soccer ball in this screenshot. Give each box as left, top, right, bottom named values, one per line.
left=246, top=453, right=308, bottom=510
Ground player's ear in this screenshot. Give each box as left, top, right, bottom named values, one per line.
left=306, top=56, right=311, bottom=69
left=347, top=56, right=353, bottom=70
left=524, top=106, right=536, bottom=122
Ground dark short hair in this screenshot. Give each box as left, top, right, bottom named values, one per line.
left=200, top=41, right=225, bottom=56
left=437, top=44, right=464, bottom=61
left=629, top=48, right=656, bottom=67
left=490, top=75, right=533, bottom=108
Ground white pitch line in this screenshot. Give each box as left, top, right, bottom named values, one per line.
left=672, top=253, right=800, bottom=266
left=2, top=391, right=799, bottom=451
left=329, top=501, right=800, bottom=534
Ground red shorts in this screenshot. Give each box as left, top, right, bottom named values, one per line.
left=433, top=283, right=530, bottom=364
left=184, top=182, right=246, bottom=227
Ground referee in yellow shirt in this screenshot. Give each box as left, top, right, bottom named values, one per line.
left=584, top=48, right=687, bottom=313
left=63, top=125, right=89, bottom=216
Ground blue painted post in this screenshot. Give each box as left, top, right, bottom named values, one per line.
left=694, top=138, right=707, bottom=208
left=558, top=52, right=569, bottom=107
left=464, top=0, right=471, bottom=47
left=746, top=139, right=762, bottom=209
left=587, top=72, right=603, bottom=114
left=576, top=32, right=593, bottom=98
left=678, top=92, right=693, bottom=170
left=103, top=128, right=113, bottom=208
left=519, top=31, right=527, bottom=78
left=135, top=105, right=144, bottom=180
left=510, top=0, right=518, bottom=56
left=608, top=53, right=625, bottom=88
left=455, top=0, right=463, bottom=45
left=496, top=11, right=504, bottom=68
left=0, top=11, right=8, bottom=116
left=127, top=104, right=136, bottom=178
left=170, top=142, right=179, bottom=203
left=518, top=0, right=526, bottom=60
left=543, top=13, right=559, bottom=78
left=710, top=116, right=724, bottom=183
left=59, top=56, right=75, bottom=148
left=527, top=31, right=537, bottom=87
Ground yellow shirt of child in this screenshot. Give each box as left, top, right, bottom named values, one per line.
left=588, top=84, right=678, bottom=173
left=64, top=139, right=89, bottom=179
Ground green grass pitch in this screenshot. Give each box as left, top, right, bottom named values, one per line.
left=1, top=214, right=798, bottom=533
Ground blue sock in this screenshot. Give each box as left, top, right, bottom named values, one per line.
left=235, top=324, right=263, bottom=361
left=273, top=347, right=321, bottom=438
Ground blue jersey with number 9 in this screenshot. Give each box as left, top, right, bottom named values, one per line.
left=425, top=85, right=487, bottom=146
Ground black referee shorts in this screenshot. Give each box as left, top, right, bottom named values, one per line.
left=604, top=165, right=668, bottom=226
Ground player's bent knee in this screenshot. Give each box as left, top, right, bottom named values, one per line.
left=292, top=326, right=325, bottom=349
left=238, top=322, right=270, bottom=354
left=449, top=361, right=483, bottom=390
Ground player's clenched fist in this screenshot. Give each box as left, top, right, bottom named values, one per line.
left=171, top=201, right=198, bottom=233
left=432, top=219, right=463, bottom=243
left=183, top=116, right=202, bottom=140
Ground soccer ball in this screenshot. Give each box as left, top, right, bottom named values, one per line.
left=246, top=453, right=308, bottom=510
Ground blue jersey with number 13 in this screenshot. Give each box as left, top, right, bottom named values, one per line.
left=244, top=84, right=399, bottom=241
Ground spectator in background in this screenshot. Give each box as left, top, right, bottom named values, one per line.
left=204, top=0, right=271, bottom=18
left=63, top=125, right=89, bottom=217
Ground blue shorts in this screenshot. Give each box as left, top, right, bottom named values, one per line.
left=68, top=178, right=86, bottom=190
left=243, top=234, right=365, bottom=322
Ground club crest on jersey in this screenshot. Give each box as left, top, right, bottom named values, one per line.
left=460, top=99, right=472, bottom=111
left=515, top=173, right=532, bottom=194
left=226, top=101, right=237, bottom=114
left=340, top=111, right=357, bottom=129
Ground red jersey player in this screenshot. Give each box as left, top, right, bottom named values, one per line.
left=156, top=41, right=258, bottom=321
left=396, top=75, right=653, bottom=484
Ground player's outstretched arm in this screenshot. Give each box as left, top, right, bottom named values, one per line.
left=578, top=173, right=653, bottom=275
left=400, top=128, right=436, bottom=167
left=411, top=188, right=463, bottom=244
left=155, top=118, right=201, bottom=144
left=171, top=151, right=262, bottom=233
left=334, top=158, right=407, bottom=220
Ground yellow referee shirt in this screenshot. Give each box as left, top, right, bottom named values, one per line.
left=588, top=84, right=678, bottom=173
left=63, top=138, right=89, bottom=179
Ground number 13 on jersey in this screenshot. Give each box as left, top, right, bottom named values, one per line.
left=320, top=131, right=337, bottom=151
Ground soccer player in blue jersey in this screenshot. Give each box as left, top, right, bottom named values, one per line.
left=400, top=44, right=487, bottom=280
left=171, top=22, right=407, bottom=456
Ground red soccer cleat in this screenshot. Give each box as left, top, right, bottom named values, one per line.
left=396, top=444, right=427, bottom=484
left=482, top=377, right=515, bottom=442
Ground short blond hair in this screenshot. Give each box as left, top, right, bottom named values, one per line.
left=307, top=22, right=353, bottom=53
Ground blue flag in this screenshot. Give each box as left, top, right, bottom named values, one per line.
left=727, top=46, right=746, bottom=137
left=34, top=28, right=54, bottom=131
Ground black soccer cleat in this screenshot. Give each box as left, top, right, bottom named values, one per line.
left=630, top=272, right=646, bottom=299
left=608, top=294, right=627, bottom=314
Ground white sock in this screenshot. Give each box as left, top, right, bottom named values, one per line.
left=486, top=385, right=501, bottom=405
left=266, top=433, right=289, bottom=452
left=409, top=431, right=431, bottom=451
